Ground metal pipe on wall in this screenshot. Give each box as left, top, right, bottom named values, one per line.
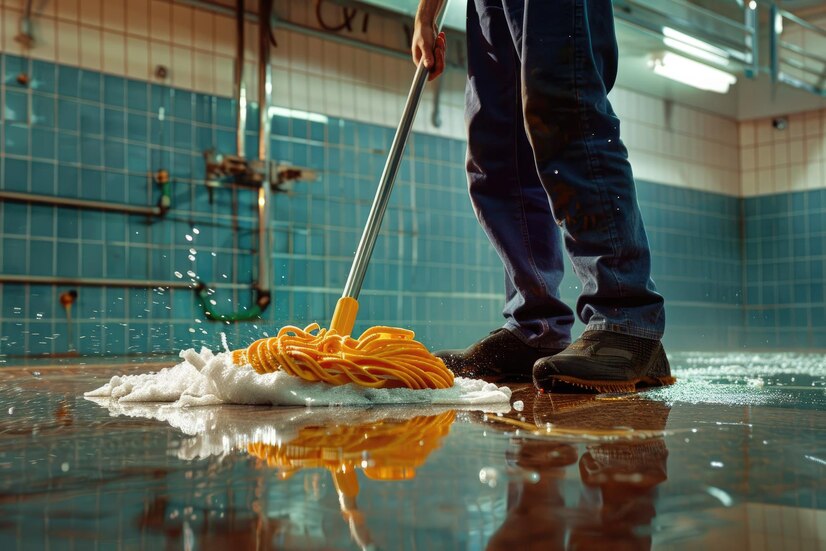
left=0, top=274, right=249, bottom=290
left=193, top=0, right=273, bottom=322
left=0, top=190, right=163, bottom=217
left=256, top=0, right=273, bottom=308
left=235, top=0, right=247, bottom=157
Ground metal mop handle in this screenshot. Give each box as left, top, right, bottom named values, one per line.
left=341, top=4, right=449, bottom=300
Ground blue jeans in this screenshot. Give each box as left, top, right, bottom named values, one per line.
left=465, top=0, right=665, bottom=347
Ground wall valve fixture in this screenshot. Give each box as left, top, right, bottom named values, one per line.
left=203, top=149, right=318, bottom=197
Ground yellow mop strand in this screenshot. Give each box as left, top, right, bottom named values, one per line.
left=232, top=297, right=454, bottom=389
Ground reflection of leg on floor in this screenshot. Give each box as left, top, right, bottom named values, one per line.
left=486, top=395, right=672, bottom=549
left=570, top=438, right=669, bottom=551
left=486, top=440, right=578, bottom=551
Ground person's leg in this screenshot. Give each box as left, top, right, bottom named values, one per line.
left=504, top=0, right=671, bottom=391
left=466, top=0, right=574, bottom=348
left=435, top=0, right=575, bottom=381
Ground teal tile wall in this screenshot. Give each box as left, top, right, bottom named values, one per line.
left=1, top=54, right=747, bottom=359
left=743, top=190, right=826, bottom=349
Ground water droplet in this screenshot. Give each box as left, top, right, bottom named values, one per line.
left=174, top=271, right=183, bottom=278
left=186, top=270, right=196, bottom=278
left=32, top=371, right=41, bottom=378
left=479, top=467, right=499, bottom=488
left=710, top=461, right=724, bottom=468
left=185, top=234, right=193, bottom=242
left=553, top=169, right=559, bottom=175
left=8, top=407, right=14, bottom=415
left=192, top=228, right=200, bottom=235
left=61, top=462, right=70, bottom=472
left=189, top=248, right=197, bottom=255
left=512, top=400, right=524, bottom=411
left=188, top=255, right=196, bottom=262
left=188, top=328, right=196, bottom=333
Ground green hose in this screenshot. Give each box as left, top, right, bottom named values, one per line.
left=195, top=283, right=269, bottom=322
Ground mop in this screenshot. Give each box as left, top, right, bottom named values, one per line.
left=84, top=3, right=506, bottom=407
left=232, top=6, right=453, bottom=390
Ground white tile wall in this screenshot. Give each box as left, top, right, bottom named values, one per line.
left=0, top=0, right=757, bottom=197
left=740, top=110, right=826, bottom=196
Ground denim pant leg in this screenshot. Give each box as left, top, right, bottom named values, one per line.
left=466, top=0, right=575, bottom=348
left=509, top=0, right=665, bottom=339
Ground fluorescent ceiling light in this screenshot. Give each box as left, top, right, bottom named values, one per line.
left=648, top=52, right=738, bottom=94
left=662, top=27, right=730, bottom=67
left=268, top=106, right=329, bottom=124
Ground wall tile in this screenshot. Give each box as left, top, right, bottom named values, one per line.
left=102, top=31, right=126, bottom=76
left=192, top=10, right=214, bottom=53
left=193, top=51, right=213, bottom=96
left=29, top=15, right=56, bottom=61
left=213, top=14, right=235, bottom=58
left=55, top=20, right=79, bottom=66
left=1, top=8, right=24, bottom=57
left=79, top=26, right=103, bottom=71
left=171, top=46, right=193, bottom=90
left=213, top=55, right=234, bottom=98
left=126, top=0, right=150, bottom=37
left=126, top=37, right=150, bottom=80
left=103, top=75, right=125, bottom=107
left=102, top=0, right=126, bottom=32
left=149, top=0, right=171, bottom=43
left=170, top=5, right=193, bottom=48
left=80, top=0, right=102, bottom=27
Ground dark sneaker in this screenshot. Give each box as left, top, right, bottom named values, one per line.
left=436, top=328, right=565, bottom=383
left=532, top=330, right=676, bottom=393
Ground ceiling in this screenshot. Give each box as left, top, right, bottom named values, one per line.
left=352, top=0, right=826, bottom=120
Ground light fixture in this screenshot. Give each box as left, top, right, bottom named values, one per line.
left=648, top=52, right=738, bottom=94
left=662, top=27, right=730, bottom=66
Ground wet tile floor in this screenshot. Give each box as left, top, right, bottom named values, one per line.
left=1, top=352, right=824, bottom=550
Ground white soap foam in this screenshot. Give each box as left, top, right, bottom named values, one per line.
left=85, top=347, right=512, bottom=408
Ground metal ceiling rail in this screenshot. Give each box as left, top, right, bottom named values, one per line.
left=613, top=0, right=759, bottom=76
left=770, top=4, right=826, bottom=97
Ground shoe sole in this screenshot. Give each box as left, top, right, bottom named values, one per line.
left=540, top=375, right=677, bottom=394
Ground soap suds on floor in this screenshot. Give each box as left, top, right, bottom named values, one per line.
left=85, top=347, right=513, bottom=407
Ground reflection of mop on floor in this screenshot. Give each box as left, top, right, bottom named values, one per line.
left=248, top=411, right=456, bottom=550
left=85, top=398, right=491, bottom=550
